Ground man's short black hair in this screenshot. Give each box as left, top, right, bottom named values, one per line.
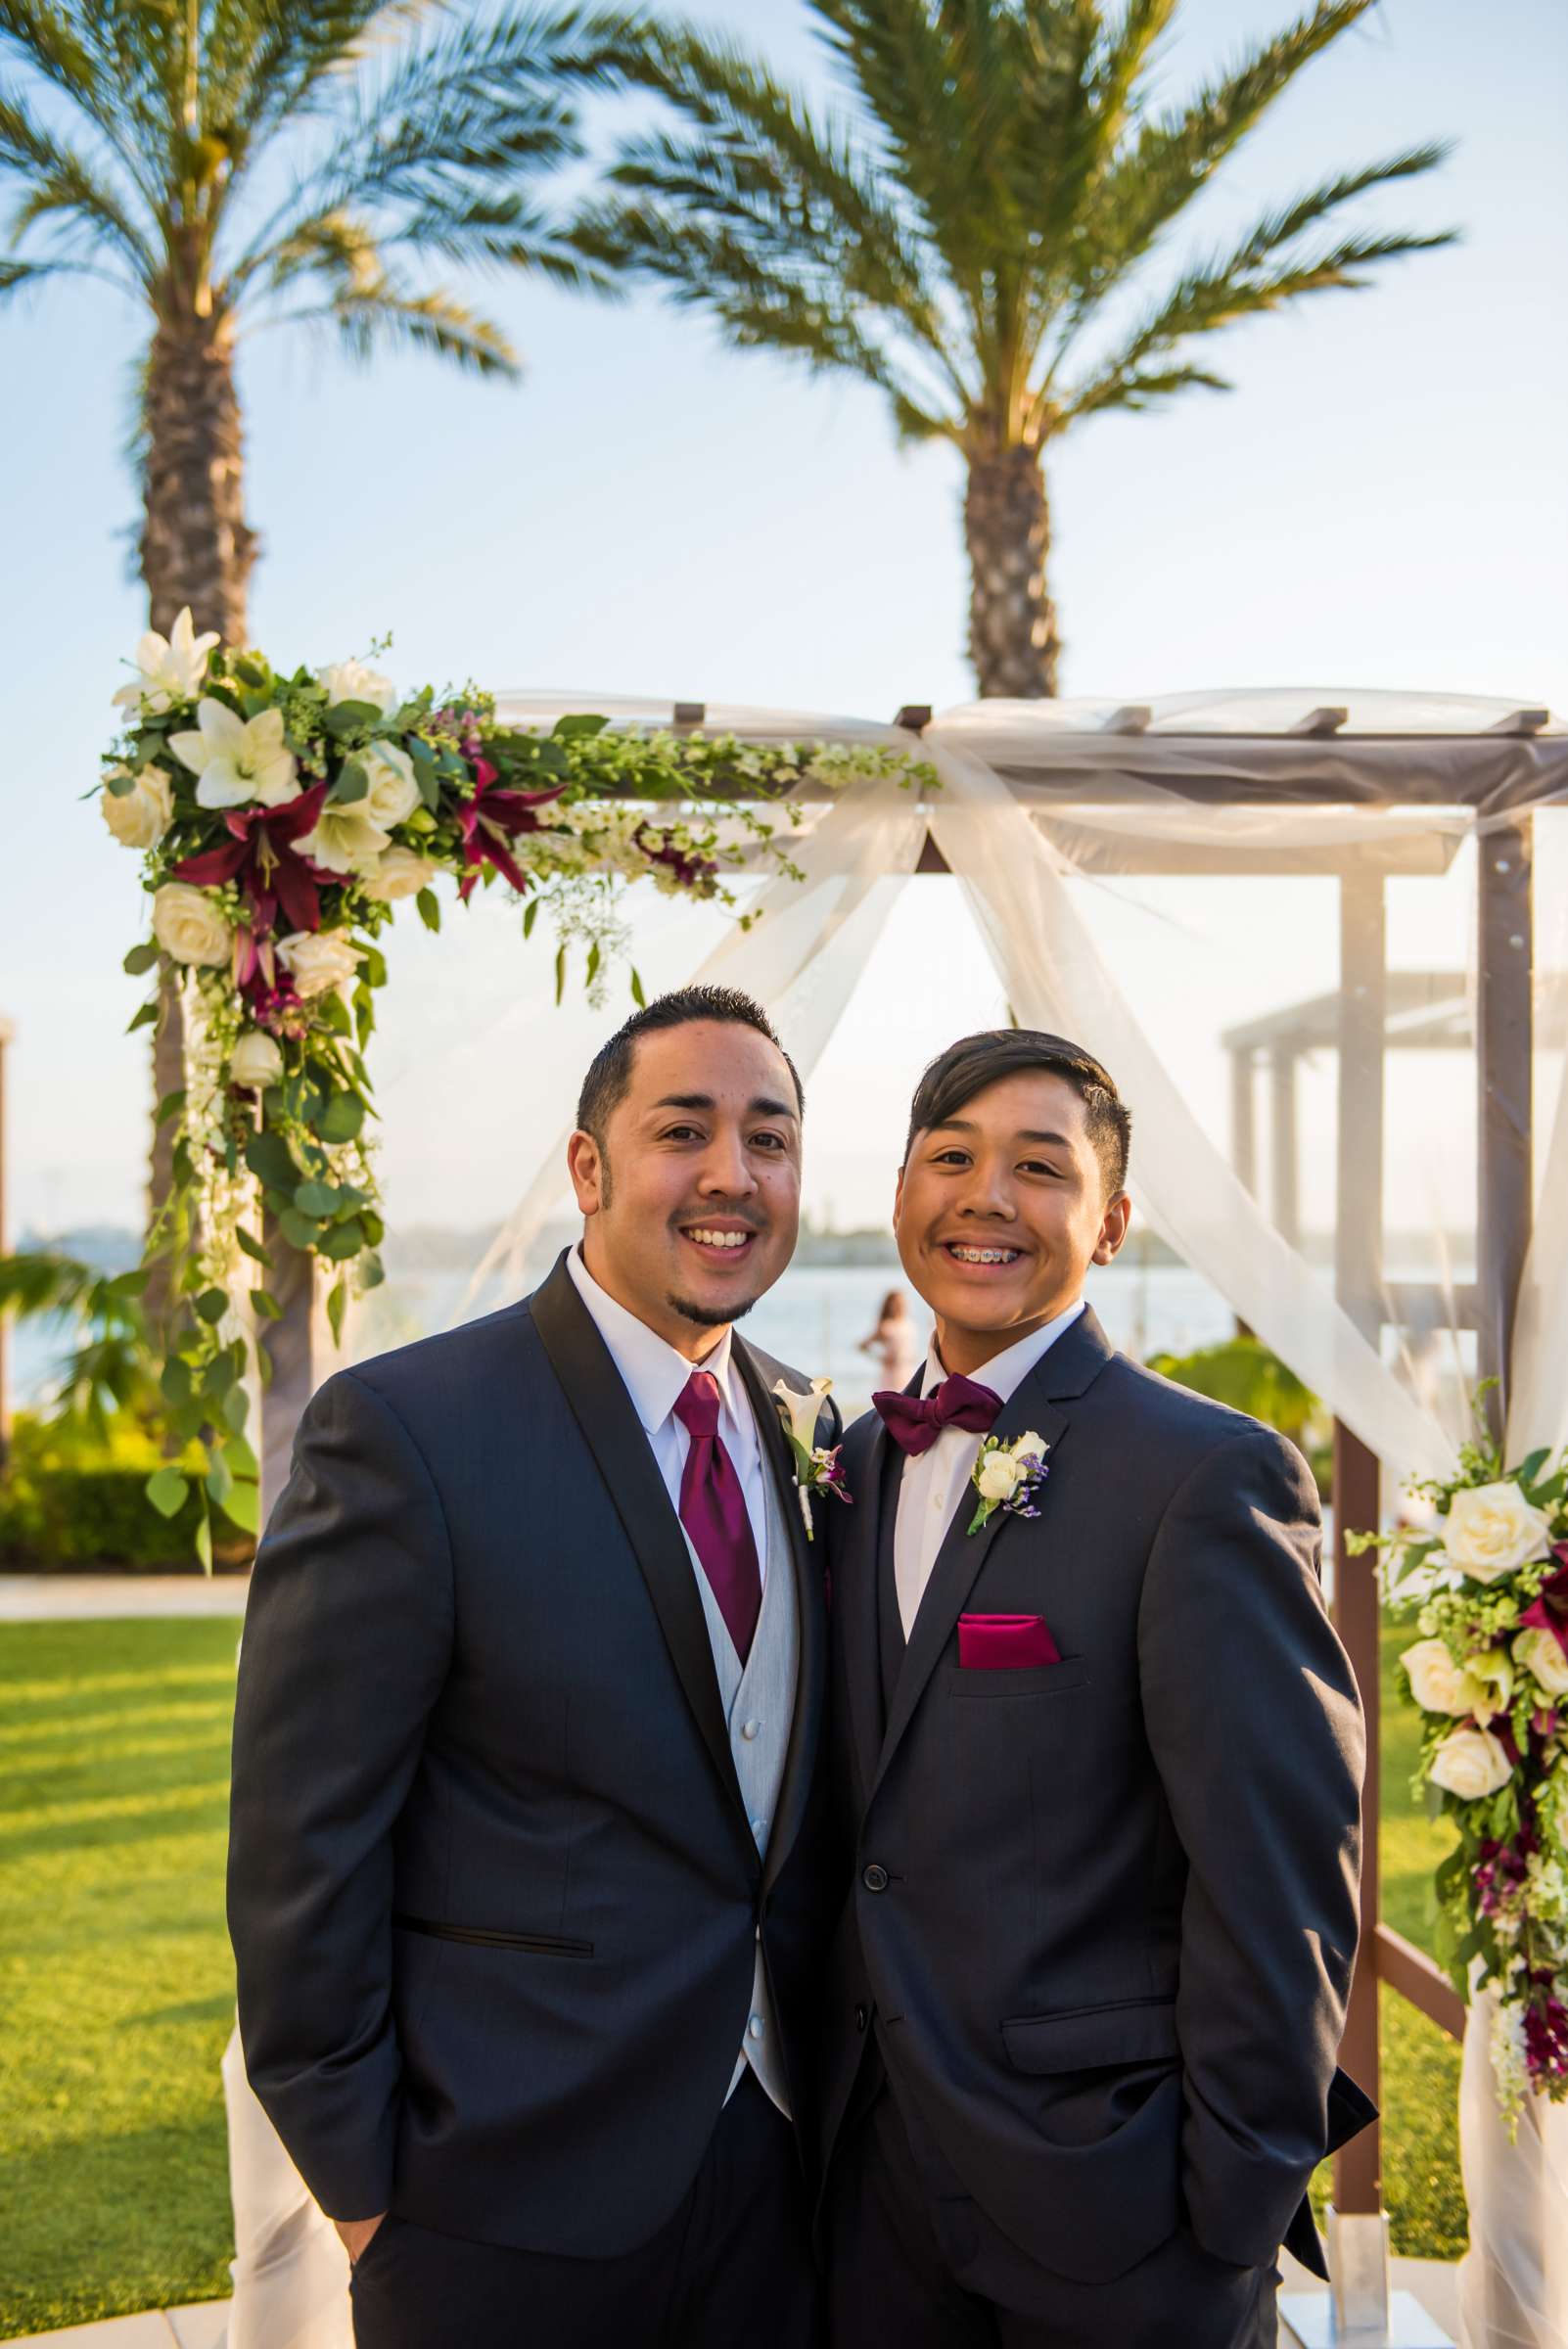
left=576, top=985, right=804, bottom=1147
left=904, top=1029, right=1130, bottom=1196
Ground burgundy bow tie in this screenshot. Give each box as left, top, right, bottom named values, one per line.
left=873, top=1372, right=1002, bottom=1458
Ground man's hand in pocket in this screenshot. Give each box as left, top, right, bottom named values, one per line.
left=336, top=2212, right=387, bottom=2265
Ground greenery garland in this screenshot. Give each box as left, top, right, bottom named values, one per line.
left=102, top=611, right=932, bottom=1561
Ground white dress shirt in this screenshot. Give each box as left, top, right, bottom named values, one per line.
left=566, top=1244, right=770, bottom=1588
left=893, top=1299, right=1086, bottom=1638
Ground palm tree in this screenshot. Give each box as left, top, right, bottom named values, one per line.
left=0, top=0, right=621, bottom=1313
left=579, top=0, right=1453, bottom=698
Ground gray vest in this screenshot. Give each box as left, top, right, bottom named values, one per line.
left=687, top=1448, right=800, bottom=2118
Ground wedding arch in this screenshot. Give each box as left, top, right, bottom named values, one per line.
left=109, top=648, right=1568, bottom=2343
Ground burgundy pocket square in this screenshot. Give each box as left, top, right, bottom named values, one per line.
left=957, top=1613, right=1062, bottom=1669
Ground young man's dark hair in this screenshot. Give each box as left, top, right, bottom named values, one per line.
left=904, top=1028, right=1131, bottom=1197
left=576, top=985, right=805, bottom=1153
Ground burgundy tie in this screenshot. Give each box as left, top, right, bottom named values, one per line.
left=873, top=1372, right=1002, bottom=1458
left=674, top=1370, right=762, bottom=1662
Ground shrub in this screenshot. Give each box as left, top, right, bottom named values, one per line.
left=1146, top=1335, right=1333, bottom=1496
left=0, top=1415, right=252, bottom=1572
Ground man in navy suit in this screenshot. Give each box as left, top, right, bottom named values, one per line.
left=819, top=1029, right=1371, bottom=2348
left=229, top=986, right=838, bottom=2347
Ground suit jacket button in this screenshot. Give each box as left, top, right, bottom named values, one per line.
left=854, top=2003, right=868, bottom=2032
left=862, top=1863, right=889, bottom=1893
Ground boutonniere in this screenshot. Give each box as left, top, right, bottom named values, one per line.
left=967, top=1431, right=1048, bottom=1535
left=772, top=1377, right=852, bottom=1542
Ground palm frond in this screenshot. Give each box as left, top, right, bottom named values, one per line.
left=1072, top=0, right=1380, bottom=301
left=288, top=268, right=521, bottom=377
left=1061, top=220, right=1453, bottom=426
left=0, top=81, right=156, bottom=281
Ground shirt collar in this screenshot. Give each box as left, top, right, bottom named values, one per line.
left=923, top=1296, right=1086, bottom=1404
left=567, top=1243, right=742, bottom=1437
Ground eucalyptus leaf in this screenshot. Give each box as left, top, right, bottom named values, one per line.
left=245, top=1130, right=299, bottom=1191
left=236, top=1227, right=273, bottom=1269
left=160, top=1356, right=193, bottom=1407
left=318, top=1090, right=365, bottom=1143
left=195, top=1511, right=213, bottom=1574
left=522, top=897, right=539, bottom=940
left=553, top=714, right=609, bottom=740
left=329, top=759, right=369, bottom=806
left=555, top=944, right=567, bottom=1005
left=207, top=1451, right=234, bottom=1508
left=195, top=1287, right=229, bottom=1325
left=106, top=768, right=138, bottom=799
left=146, top=1465, right=190, bottom=1520
left=295, top=1179, right=340, bottom=1219
left=126, top=1000, right=159, bottom=1035
left=630, top=968, right=647, bottom=1008
left=221, top=1479, right=261, bottom=1535
left=123, top=941, right=159, bottom=975
left=279, top=1208, right=321, bottom=1252
left=326, top=1278, right=349, bottom=1349
left=156, top=1088, right=186, bottom=1127
left=324, top=699, right=384, bottom=736
left=416, top=888, right=440, bottom=933
left=252, top=1287, right=283, bottom=1319
left=319, top=1218, right=364, bottom=1262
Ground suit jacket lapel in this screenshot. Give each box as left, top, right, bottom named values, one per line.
left=872, top=1307, right=1116, bottom=1800
left=841, top=1414, right=902, bottom=1807
left=734, top=1341, right=827, bottom=1895
left=529, top=1254, right=757, bottom=1872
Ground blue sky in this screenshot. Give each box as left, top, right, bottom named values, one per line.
left=1, top=0, right=1565, bottom=1245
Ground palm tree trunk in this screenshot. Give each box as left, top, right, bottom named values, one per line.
left=138, top=311, right=258, bottom=1332
left=963, top=443, right=1060, bottom=699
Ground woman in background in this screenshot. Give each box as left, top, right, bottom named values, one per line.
left=859, top=1286, right=919, bottom=1391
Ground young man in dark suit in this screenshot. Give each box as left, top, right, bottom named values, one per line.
left=228, top=986, right=839, bottom=2348
left=819, top=1029, right=1372, bottom=2348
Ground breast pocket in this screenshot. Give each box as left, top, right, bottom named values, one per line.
left=945, top=1659, right=1089, bottom=1698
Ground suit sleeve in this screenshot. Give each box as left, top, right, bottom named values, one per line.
left=1136, top=1426, right=1364, bottom=2269
left=227, top=1367, right=454, bottom=2221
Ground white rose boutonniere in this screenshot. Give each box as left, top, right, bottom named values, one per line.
left=968, top=1430, right=1048, bottom=1535
left=771, top=1377, right=851, bottom=1542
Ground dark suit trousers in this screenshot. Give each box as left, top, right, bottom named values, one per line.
left=826, top=2081, right=1277, bottom=2349
left=350, top=2073, right=818, bottom=2349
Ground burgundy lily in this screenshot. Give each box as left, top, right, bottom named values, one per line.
left=1519, top=1546, right=1568, bottom=1659
left=456, top=758, right=565, bottom=901
left=175, top=782, right=332, bottom=937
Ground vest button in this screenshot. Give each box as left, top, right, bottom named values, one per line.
left=748, top=2013, right=764, bottom=2040
left=862, top=1863, right=889, bottom=1893
left=741, top=1718, right=761, bottom=1740
left=854, top=2004, right=868, bottom=2033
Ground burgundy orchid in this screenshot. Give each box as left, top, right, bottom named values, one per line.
left=175, top=782, right=332, bottom=938
left=455, top=757, right=565, bottom=901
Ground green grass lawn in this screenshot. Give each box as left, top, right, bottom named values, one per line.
left=0, top=1620, right=238, bottom=2336
left=0, top=1612, right=1467, bottom=2335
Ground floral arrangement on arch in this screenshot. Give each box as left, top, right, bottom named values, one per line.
left=102, top=611, right=929, bottom=1559
left=1354, top=1403, right=1568, bottom=2124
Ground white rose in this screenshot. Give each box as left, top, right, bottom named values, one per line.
left=1428, top=1725, right=1513, bottom=1800
left=101, top=762, right=173, bottom=849
left=773, top=1376, right=832, bottom=1454
left=360, top=741, right=421, bottom=830
left=362, top=846, right=438, bottom=902
left=1013, top=1430, right=1046, bottom=1462
left=316, top=659, right=400, bottom=717
left=1514, top=1627, right=1568, bottom=1700
left=276, top=928, right=364, bottom=999
left=976, top=1450, right=1021, bottom=1502
left=229, top=1029, right=284, bottom=1089
left=1441, top=1482, right=1553, bottom=1583
left=152, top=881, right=231, bottom=968
left=297, top=803, right=391, bottom=877
left=1402, top=1637, right=1483, bottom=1718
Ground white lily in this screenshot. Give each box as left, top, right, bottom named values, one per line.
left=773, top=1376, right=833, bottom=1455
left=113, top=607, right=220, bottom=713
left=298, top=803, right=392, bottom=877
left=169, top=697, right=299, bottom=809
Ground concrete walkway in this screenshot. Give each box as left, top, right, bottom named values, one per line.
left=3, top=2304, right=228, bottom=2348
left=0, top=1574, right=249, bottom=1620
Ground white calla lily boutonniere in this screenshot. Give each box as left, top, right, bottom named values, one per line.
left=772, top=1377, right=852, bottom=1541
left=967, top=1430, right=1049, bottom=1535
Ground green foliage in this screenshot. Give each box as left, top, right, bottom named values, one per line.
left=0, top=1414, right=252, bottom=1570
left=580, top=2, right=1453, bottom=461
left=0, top=1, right=633, bottom=387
